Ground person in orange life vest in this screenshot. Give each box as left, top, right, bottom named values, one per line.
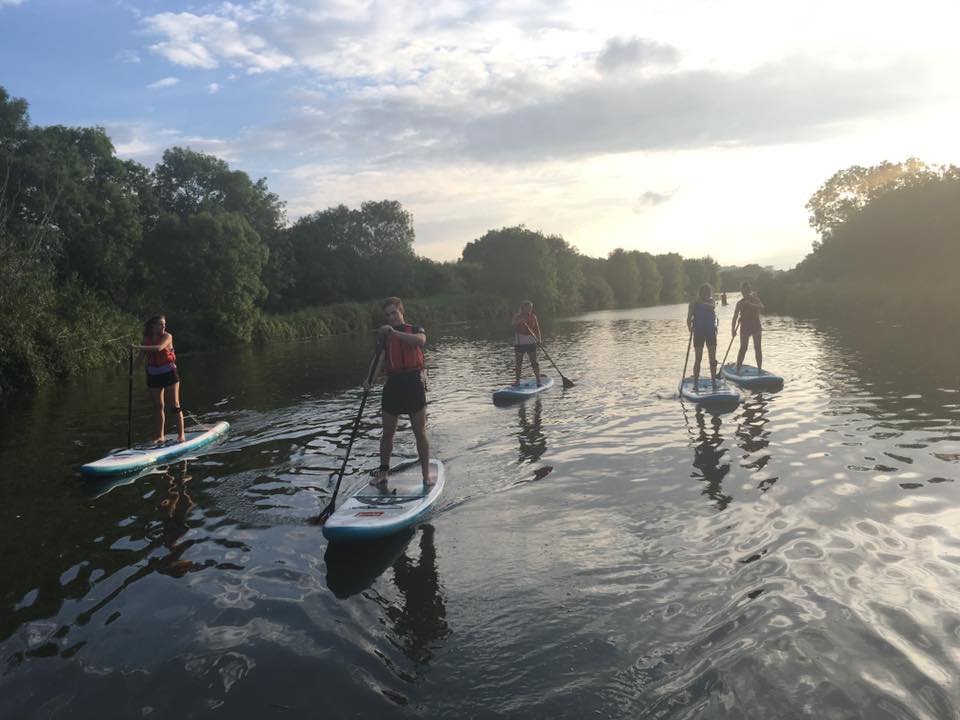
left=732, top=281, right=765, bottom=374
left=363, top=297, right=433, bottom=487
left=131, top=315, right=186, bottom=444
left=687, top=283, right=718, bottom=392
left=511, top=300, right=542, bottom=387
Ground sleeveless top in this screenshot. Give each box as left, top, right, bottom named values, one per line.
left=692, top=301, right=717, bottom=335
left=738, top=299, right=762, bottom=334
left=513, top=312, right=539, bottom=346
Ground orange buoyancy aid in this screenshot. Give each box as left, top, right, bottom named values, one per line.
left=383, top=324, right=425, bottom=373
left=145, top=335, right=177, bottom=369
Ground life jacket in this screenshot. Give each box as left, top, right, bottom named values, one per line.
left=145, top=334, right=177, bottom=370
left=692, top=302, right=717, bottom=335
left=383, top=324, right=425, bottom=373
left=513, top=312, right=539, bottom=345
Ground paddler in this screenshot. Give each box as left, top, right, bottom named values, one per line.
left=687, top=284, right=719, bottom=392
left=732, top=281, right=765, bottom=374
left=131, top=315, right=186, bottom=444
left=511, top=300, right=542, bottom=387
left=364, top=297, right=434, bottom=487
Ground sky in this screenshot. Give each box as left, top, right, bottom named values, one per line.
left=3, top=0, right=960, bottom=269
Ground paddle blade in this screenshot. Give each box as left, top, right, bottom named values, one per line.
left=312, top=501, right=334, bottom=526
left=562, top=376, right=575, bottom=388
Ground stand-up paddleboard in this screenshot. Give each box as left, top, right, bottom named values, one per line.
left=721, top=364, right=784, bottom=390
left=80, top=421, right=230, bottom=477
left=323, top=459, right=445, bottom=543
left=492, top=375, right=554, bottom=403
left=678, top=377, right=740, bottom=405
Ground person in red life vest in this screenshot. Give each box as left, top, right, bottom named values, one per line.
left=511, top=300, right=542, bottom=387
left=131, top=315, right=186, bottom=444
left=363, top=297, right=433, bottom=487
left=732, top=281, right=765, bottom=374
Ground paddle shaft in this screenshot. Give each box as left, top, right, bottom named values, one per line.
left=318, top=340, right=384, bottom=524
left=720, top=317, right=741, bottom=370
left=127, top=347, right=134, bottom=448
left=681, top=325, right=693, bottom=386
left=520, top=320, right=574, bottom=388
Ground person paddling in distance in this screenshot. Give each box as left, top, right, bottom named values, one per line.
left=732, top=281, right=765, bottom=374
left=131, top=315, right=186, bottom=444
left=363, top=297, right=434, bottom=487
left=687, top=284, right=719, bottom=392
left=512, top=300, right=543, bottom=387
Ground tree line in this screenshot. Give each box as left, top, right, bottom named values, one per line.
left=1, top=86, right=722, bottom=392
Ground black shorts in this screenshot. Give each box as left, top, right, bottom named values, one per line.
left=382, top=371, right=427, bottom=416
left=514, top=344, right=538, bottom=361
left=147, top=369, right=180, bottom=389
left=693, top=332, right=717, bottom=350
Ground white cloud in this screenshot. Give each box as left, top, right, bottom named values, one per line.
left=0, top=0, right=26, bottom=7
left=208, top=82, right=221, bottom=93
left=115, top=49, right=141, bottom=64
left=147, top=76, right=180, bottom=89
left=144, top=11, right=294, bottom=72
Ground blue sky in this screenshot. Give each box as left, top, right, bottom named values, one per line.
left=3, top=0, right=959, bottom=267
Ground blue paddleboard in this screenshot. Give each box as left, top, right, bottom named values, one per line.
left=80, top=421, right=230, bottom=477
left=323, top=459, right=445, bottom=543
left=721, top=364, right=784, bottom=389
left=678, top=377, right=740, bottom=405
left=492, top=375, right=554, bottom=403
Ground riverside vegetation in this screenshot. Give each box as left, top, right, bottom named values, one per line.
left=3, top=84, right=956, bottom=393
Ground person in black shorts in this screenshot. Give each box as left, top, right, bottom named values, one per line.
left=363, top=297, right=433, bottom=487
left=132, top=315, right=186, bottom=443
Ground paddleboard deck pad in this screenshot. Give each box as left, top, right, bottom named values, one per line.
left=678, top=377, right=741, bottom=405
left=493, top=375, right=554, bottom=402
left=80, top=421, right=230, bottom=477
left=721, top=364, right=784, bottom=389
left=323, top=459, right=445, bottom=543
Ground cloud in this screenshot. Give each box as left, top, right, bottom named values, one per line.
left=634, top=190, right=675, bottom=211
left=208, top=82, right=221, bottom=93
left=0, top=0, right=26, bottom=6
left=596, top=36, right=680, bottom=74
left=115, top=49, right=141, bottom=64
left=147, top=77, right=180, bottom=89
left=143, top=11, right=294, bottom=72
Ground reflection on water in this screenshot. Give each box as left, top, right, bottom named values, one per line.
left=2, top=308, right=960, bottom=718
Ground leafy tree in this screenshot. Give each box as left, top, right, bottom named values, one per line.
left=683, top=256, right=719, bottom=298
left=605, top=248, right=640, bottom=307
left=634, top=251, right=662, bottom=305
left=655, top=253, right=686, bottom=304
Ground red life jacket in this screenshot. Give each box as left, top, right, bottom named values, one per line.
left=383, top=324, right=425, bottom=373
left=145, top=334, right=177, bottom=368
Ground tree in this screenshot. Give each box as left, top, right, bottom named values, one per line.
left=655, top=253, right=686, bottom=304
left=634, top=251, right=662, bottom=305
left=683, top=256, right=719, bottom=298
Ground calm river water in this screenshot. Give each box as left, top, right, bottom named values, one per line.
left=2, top=304, right=960, bottom=719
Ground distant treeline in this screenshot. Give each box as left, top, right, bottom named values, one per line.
left=1, top=86, right=731, bottom=392
left=732, top=158, right=960, bottom=329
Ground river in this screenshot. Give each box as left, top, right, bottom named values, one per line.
left=1, top=303, right=959, bottom=718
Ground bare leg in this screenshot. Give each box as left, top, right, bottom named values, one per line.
left=513, top=352, right=523, bottom=385
left=409, top=408, right=432, bottom=485
left=754, top=332, right=763, bottom=372
left=693, top=345, right=703, bottom=387
left=736, top=335, right=749, bottom=373
left=373, top=412, right=400, bottom=484
left=150, top=387, right=166, bottom=443
left=167, top=383, right=185, bottom=442
left=707, top=343, right=718, bottom=390
left=531, top=357, right=542, bottom=385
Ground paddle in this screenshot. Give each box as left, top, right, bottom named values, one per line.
left=719, top=316, right=740, bottom=376
left=521, top=320, right=574, bottom=388
left=127, top=347, right=134, bottom=448
left=680, top=324, right=693, bottom=391
left=316, top=338, right=384, bottom=525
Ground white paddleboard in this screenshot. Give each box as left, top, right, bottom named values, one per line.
left=678, top=377, right=740, bottom=405
left=492, top=375, right=554, bottom=403
left=323, top=459, right=445, bottom=543
left=80, top=421, right=230, bottom=477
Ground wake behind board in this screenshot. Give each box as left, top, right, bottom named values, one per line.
left=323, top=459, right=445, bottom=543
left=678, top=377, right=740, bottom=405
left=721, top=363, right=784, bottom=390
left=492, top=375, right=554, bottom=403
left=80, top=421, right=230, bottom=477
